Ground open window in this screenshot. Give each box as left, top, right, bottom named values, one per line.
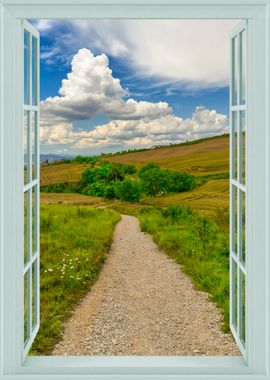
left=20, top=16, right=249, bottom=359
left=229, top=21, right=247, bottom=358
left=23, top=19, right=40, bottom=358
left=0, top=1, right=268, bottom=378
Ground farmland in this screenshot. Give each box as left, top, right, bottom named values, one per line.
left=41, top=134, right=229, bottom=215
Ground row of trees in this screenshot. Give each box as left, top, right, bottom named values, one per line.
left=80, top=162, right=196, bottom=203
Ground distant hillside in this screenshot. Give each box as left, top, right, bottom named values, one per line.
left=41, top=134, right=229, bottom=186
left=106, top=134, right=229, bottom=176
left=40, top=154, right=74, bottom=163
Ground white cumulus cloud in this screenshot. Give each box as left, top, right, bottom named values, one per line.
left=41, top=48, right=171, bottom=125
left=39, top=48, right=229, bottom=154
left=40, top=106, right=228, bottom=150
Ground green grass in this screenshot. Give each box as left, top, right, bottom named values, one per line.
left=30, top=205, right=120, bottom=355
left=138, top=205, right=230, bottom=332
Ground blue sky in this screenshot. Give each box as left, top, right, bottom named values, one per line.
left=31, top=19, right=238, bottom=156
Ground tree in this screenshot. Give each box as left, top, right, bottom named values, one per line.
left=114, top=179, right=142, bottom=203
left=140, top=168, right=167, bottom=196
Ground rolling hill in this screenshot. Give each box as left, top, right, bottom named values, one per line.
left=41, top=134, right=229, bottom=186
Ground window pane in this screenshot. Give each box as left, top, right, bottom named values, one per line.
left=32, top=185, right=38, bottom=255
left=239, top=190, right=246, bottom=265
left=24, top=111, right=30, bottom=185
left=240, top=30, right=246, bottom=105
left=232, top=111, right=238, bottom=180
left=32, top=260, right=38, bottom=329
left=24, top=190, right=30, bottom=265
left=24, top=269, right=30, bottom=345
left=239, top=111, right=246, bottom=185
left=240, top=270, right=246, bottom=345
left=32, top=111, right=38, bottom=180
left=24, top=30, right=30, bottom=105
left=232, top=185, right=238, bottom=255
left=32, top=36, right=38, bottom=106
left=232, top=36, right=238, bottom=106
left=232, top=259, right=238, bottom=329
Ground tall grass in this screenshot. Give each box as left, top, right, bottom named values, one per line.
left=31, top=205, right=120, bottom=355
left=138, top=205, right=230, bottom=331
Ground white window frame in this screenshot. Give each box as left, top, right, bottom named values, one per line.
left=0, top=1, right=269, bottom=379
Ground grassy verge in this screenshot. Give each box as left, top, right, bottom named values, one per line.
left=31, top=205, right=120, bottom=355
left=138, top=205, right=230, bottom=332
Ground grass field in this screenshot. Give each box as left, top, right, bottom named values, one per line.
left=31, top=205, right=120, bottom=355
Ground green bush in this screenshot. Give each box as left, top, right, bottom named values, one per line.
left=41, top=183, right=83, bottom=193
left=83, top=182, right=106, bottom=197
left=121, top=164, right=137, bottom=175
left=139, top=164, right=196, bottom=196
left=103, top=184, right=116, bottom=199
left=114, top=179, right=142, bottom=203
left=138, top=163, right=160, bottom=177
left=107, top=165, right=125, bottom=182
left=140, top=168, right=168, bottom=196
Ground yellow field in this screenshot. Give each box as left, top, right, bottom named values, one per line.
left=41, top=135, right=229, bottom=186
left=41, top=162, right=91, bottom=186
left=106, top=134, right=229, bottom=175
left=41, top=177, right=229, bottom=215
left=40, top=134, right=230, bottom=215
left=142, top=179, right=229, bottom=215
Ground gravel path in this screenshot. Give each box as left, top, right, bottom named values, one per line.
left=53, top=215, right=239, bottom=356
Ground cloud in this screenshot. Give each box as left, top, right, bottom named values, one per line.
left=33, top=19, right=239, bottom=89
left=40, top=106, right=228, bottom=150
left=40, top=48, right=229, bottom=153
left=41, top=48, right=171, bottom=125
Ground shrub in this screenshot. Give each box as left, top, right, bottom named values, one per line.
left=121, top=164, right=137, bottom=175
left=138, top=163, right=160, bottom=177
left=140, top=168, right=168, bottom=196
left=107, top=165, right=125, bottom=183
left=114, top=179, right=142, bottom=203
left=166, top=171, right=196, bottom=193
left=41, top=183, right=82, bottom=193
left=83, top=182, right=106, bottom=197
left=103, top=184, right=116, bottom=199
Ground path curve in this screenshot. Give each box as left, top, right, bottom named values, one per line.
left=53, top=215, right=239, bottom=356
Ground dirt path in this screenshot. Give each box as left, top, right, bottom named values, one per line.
left=53, top=215, right=239, bottom=356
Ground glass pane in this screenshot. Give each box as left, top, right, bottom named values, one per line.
left=239, top=190, right=246, bottom=265
left=24, top=269, right=30, bottom=345
left=240, top=30, right=246, bottom=105
left=232, top=185, right=238, bottom=255
left=232, top=36, right=238, bottom=106
left=32, top=260, right=38, bottom=329
left=32, top=112, right=38, bottom=180
left=24, top=111, right=30, bottom=185
left=24, top=30, right=30, bottom=105
left=232, top=259, right=238, bottom=329
left=32, top=36, right=38, bottom=106
left=232, top=111, right=238, bottom=180
left=24, top=190, right=30, bottom=265
left=32, top=185, right=38, bottom=255
left=240, top=270, right=246, bottom=345
left=239, top=111, right=246, bottom=185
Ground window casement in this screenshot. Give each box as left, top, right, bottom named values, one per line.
left=0, top=1, right=269, bottom=379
